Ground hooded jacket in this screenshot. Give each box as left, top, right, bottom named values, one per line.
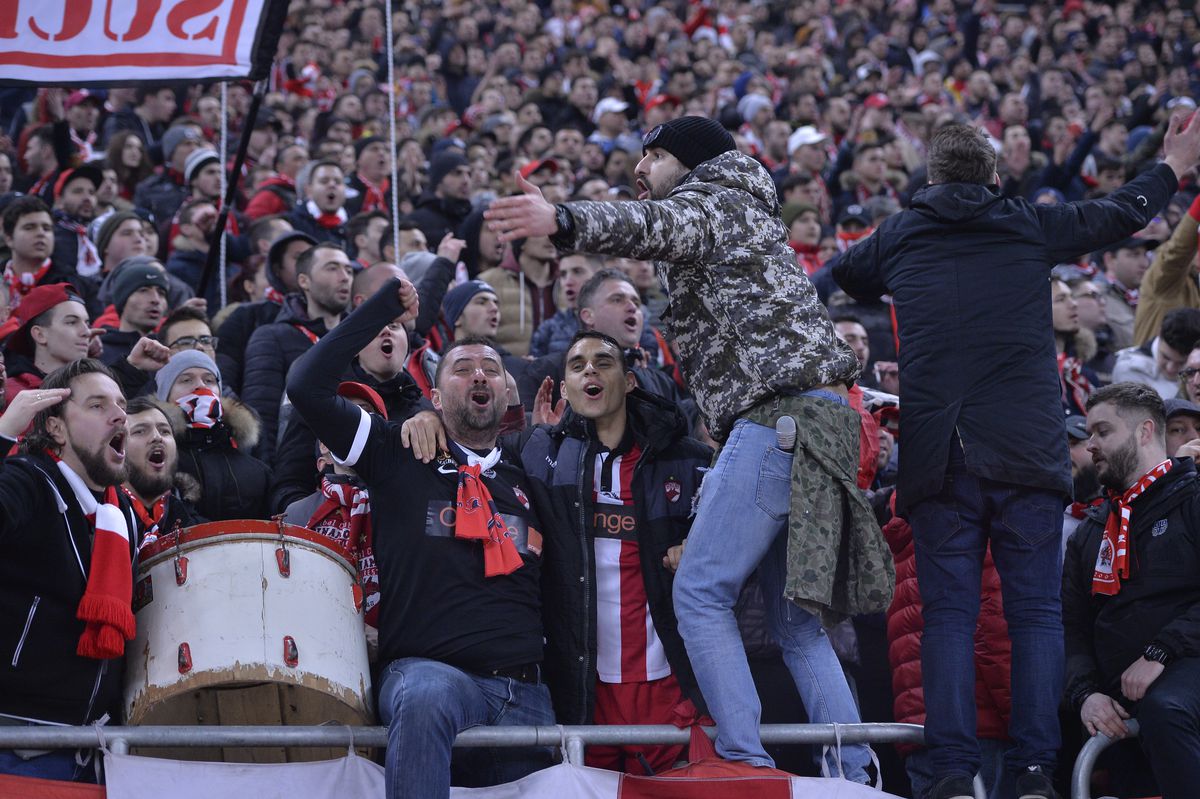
left=478, top=248, right=560, bottom=358
left=170, top=396, right=273, bottom=521
left=242, top=293, right=335, bottom=464
left=0, top=452, right=136, bottom=724
left=511, top=389, right=711, bottom=724
left=407, top=190, right=472, bottom=249
left=559, top=151, right=858, bottom=442
left=1064, top=458, right=1200, bottom=711
left=244, top=175, right=297, bottom=221
left=833, top=163, right=1178, bottom=513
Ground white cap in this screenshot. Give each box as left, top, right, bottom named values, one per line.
left=592, top=97, right=630, bottom=125
left=787, top=126, right=828, bottom=155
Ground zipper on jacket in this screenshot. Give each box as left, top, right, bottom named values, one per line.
left=11, top=596, right=41, bottom=667
left=576, top=443, right=592, bottom=724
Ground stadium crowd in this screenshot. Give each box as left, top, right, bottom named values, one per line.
left=1, top=0, right=1200, bottom=797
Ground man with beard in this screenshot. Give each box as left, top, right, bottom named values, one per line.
left=287, top=279, right=554, bottom=799
left=50, top=165, right=103, bottom=278
left=485, top=116, right=882, bottom=782
left=0, top=359, right=137, bottom=781
left=1063, top=415, right=1103, bottom=550
left=346, top=137, right=392, bottom=216
left=408, top=152, right=473, bottom=247
left=122, top=395, right=203, bottom=549
left=1063, top=382, right=1200, bottom=799
left=244, top=242, right=353, bottom=464
left=98, top=261, right=170, bottom=367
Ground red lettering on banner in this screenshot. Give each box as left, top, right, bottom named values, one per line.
left=0, top=4, right=17, bottom=39
left=167, top=0, right=221, bottom=41
left=104, top=0, right=162, bottom=42
left=28, top=0, right=92, bottom=42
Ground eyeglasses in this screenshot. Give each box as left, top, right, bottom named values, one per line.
left=1072, top=290, right=1104, bottom=302
left=169, top=335, right=218, bottom=350
left=1179, top=367, right=1200, bottom=381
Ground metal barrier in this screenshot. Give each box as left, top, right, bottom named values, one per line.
left=1070, top=719, right=1140, bottom=799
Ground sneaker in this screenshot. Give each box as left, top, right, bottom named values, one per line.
left=1016, top=765, right=1060, bottom=799
left=927, top=774, right=974, bottom=799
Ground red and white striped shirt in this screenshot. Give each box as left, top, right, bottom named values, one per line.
left=591, top=443, right=670, bottom=684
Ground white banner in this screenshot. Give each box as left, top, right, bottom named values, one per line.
left=0, top=0, right=282, bottom=85
left=104, top=752, right=385, bottom=799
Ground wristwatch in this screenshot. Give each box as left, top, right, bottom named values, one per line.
left=1143, top=642, right=1173, bottom=666
left=551, top=204, right=577, bottom=249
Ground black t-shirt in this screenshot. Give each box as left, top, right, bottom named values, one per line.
left=336, top=409, right=545, bottom=673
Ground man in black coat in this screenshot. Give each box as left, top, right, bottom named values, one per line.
left=833, top=116, right=1200, bottom=799
left=1064, top=383, right=1200, bottom=799
left=406, top=152, right=473, bottom=247
left=515, top=332, right=709, bottom=774
left=0, top=360, right=138, bottom=782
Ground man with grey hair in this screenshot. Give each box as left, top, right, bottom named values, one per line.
left=832, top=115, right=1200, bottom=799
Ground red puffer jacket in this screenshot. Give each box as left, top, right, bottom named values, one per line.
left=883, top=512, right=1012, bottom=754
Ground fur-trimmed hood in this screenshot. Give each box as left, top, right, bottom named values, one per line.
left=160, top=395, right=262, bottom=450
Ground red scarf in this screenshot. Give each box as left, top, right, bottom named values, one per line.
left=1057, top=353, right=1093, bottom=415
left=305, top=199, right=347, bottom=230
left=453, top=447, right=523, bottom=577
left=1068, top=496, right=1104, bottom=520
left=53, top=456, right=135, bottom=659
left=264, top=286, right=285, bottom=305
left=4, top=258, right=52, bottom=305
left=1093, top=459, right=1172, bottom=596
left=58, top=217, right=101, bottom=277
left=310, top=474, right=379, bottom=625
left=358, top=175, right=390, bottom=214
left=123, top=488, right=168, bottom=550
left=177, top=387, right=222, bottom=429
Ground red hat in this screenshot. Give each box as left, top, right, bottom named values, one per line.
left=52, top=164, right=104, bottom=201
left=864, top=93, right=891, bottom=110
left=518, top=158, right=559, bottom=180
left=5, top=283, right=85, bottom=356
left=337, top=381, right=388, bottom=419
left=644, top=94, right=682, bottom=112
left=64, top=90, right=103, bottom=111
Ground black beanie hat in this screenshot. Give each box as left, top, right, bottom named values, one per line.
left=642, top=116, right=736, bottom=170
left=429, top=152, right=469, bottom=191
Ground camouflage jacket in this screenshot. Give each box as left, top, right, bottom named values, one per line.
left=559, top=151, right=859, bottom=442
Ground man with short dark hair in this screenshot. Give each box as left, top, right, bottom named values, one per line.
left=122, top=395, right=204, bottom=549
left=102, top=86, right=177, bottom=159
left=347, top=210, right=391, bottom=269
left=1113, top=307, right=1200, bottom=399
left=50, top=165, right=103, bottom=278
left=243, top=242, right=354, bottom=463
left=287, top=279, right=555, bottom=799
left=18, top=125, right=60, bottom=199
left=833, top=116, right=1200, bottom=799
left=1064, top=382, right=1200, bottom=799
left=244, top=143, right=308, bottom=220
left=346, top=137, right=392, bottom=216
left=1, top=196, right=82, bottom=304
left=289, top=161, right=349, bottom=247
left=408, top=152, right=473, bottom=246
left=1098, top=236, right=1158, bottom=352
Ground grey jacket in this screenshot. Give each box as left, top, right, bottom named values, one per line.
left=558, top=151, right=858, bottom=441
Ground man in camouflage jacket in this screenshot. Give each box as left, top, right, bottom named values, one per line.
left=487, top=116, right=892, bottom=780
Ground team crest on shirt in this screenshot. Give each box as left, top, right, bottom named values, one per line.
left=664, top=478, right=681, bottom=503
left=1152, top=519, right=1168, bottom=537
left=513, top=485, right=530, bottom=510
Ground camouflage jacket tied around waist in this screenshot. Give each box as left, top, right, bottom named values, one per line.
left=741, top=394, right=894, bottom=624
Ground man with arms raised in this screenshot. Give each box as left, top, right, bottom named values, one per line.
left=287, top=278, right=553, bottom=799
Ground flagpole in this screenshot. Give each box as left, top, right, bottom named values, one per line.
left=218, top=81, right=229, bottom=309
left=385, top=0, right=400, bottom=261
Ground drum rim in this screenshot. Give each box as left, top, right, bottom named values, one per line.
left=138, top=519, right=358, bottom=573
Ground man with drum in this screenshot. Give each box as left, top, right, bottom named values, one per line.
left=0, top=359, right=137, bottom=782
left=288, top=277, right=554, bottom=799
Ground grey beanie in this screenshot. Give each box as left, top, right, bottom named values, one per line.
left=155, top=350, right=222, bottom=401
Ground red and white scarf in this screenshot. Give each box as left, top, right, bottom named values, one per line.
left=57, top=218, right=101, bottom=277
left=453, top=446, right=523, bottom=577
left=1058, top=354, right=1094, bottom=415
left=176, top=387, right=223, bottom=429
left=4, top=258, right=52, bottom=305
left=123, top=487, right=168, bottom=550
left=1093, top=459, right=1173, bottom=596
left=305, top=199, right=348, bottom=230
left=54, top=457, right=135, bottom=659
left=309, top=474, right=378, bottom=625
left=357, top=175, right=389, bottom=214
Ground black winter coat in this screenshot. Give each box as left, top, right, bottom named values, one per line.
left=406, top=191, right=471, bottom=248
left=287, top=204, right=348, bottom=249
left=1063, top=459, right=1200, bottom=710
left=512, top=389, right=710, bottom=723
left=833, top=163, right=1178, bottom=514
left=0, top=452, right=136, bottom=724
left=241, top=294, right=334, bottom=465
left=214, top=299, right=283, bottom=395
left=175, top=398, right=273, bottom=521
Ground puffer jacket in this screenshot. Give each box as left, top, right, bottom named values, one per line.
left=172, top=397, right=273, bottom=521
left=478, top=252, right=560, bottom=358
left=883, top=513, right=1010, bottom=751
left=560, top=151, right=859, bottom=442
left=241, top=293, right=335, bottom=464
left=511, top=389, right=711, bottom=724
left=215, top=299, right=284, bottom=395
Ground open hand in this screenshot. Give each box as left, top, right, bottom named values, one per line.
left=0, top=388, right=70, bottom=439
left=401, top=410, right=446, bottom=463
left=484, top=173, right=558, bottom=243
left=532, top=376, right=565, bottom=426
left=1162, top=106, right=1200, bottom=179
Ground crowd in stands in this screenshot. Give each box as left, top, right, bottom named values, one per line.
left=1, top=0, right=1200, bottom=797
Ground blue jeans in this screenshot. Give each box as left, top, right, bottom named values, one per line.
left=674, top=415, right=871, bottom=780
left=377, top=657, right=556, bottom=799
left=907, top=446, right=1063, bottom=779
left=906, top=739, right=1013, bottom=799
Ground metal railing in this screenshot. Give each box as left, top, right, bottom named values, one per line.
left=1070, top=719, right=1140, bottom=799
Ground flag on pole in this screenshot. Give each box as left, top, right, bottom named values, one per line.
left=0, top=0, right=291, bottom=86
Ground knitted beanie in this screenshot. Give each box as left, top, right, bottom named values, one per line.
left=95, top=211, right=141, bottom=260
left=641, top=116, right=736, bottom=171
left=155, top=350, right=222, bottom=401
left=441, top=280, right=495, bottom=328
